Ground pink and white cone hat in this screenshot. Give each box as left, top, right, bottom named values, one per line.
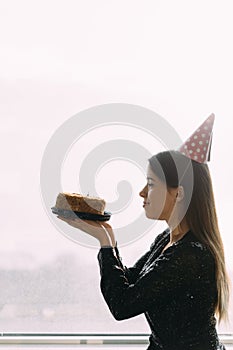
left=177, top=113, right=215, bottom=163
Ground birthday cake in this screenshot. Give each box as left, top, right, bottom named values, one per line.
left=55, top=192, right=106, bottom=215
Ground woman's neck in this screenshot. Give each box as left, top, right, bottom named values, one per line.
left=169, top=219, right=190, bottom=244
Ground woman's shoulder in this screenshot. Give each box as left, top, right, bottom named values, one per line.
left=178, top=230, right=209, bottom=250
left=152, top=229, right=214, bottom=263
left=173, top=230, right=215, bottom=264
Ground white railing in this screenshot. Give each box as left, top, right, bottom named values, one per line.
left=0, top=333, right=232, bottom=346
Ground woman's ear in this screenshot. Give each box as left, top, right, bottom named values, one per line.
left=176, top=186, right=185, bottom=202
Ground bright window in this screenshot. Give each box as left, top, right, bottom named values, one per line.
left=1, top=0, right=232, bottom=340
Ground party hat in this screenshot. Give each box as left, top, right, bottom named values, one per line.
left=177, top=113, right=215, bottom=163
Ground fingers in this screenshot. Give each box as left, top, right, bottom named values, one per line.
left=55, top=215, right=113, bottom=244
left=56, top=216, right=82, bottom=227
left=56, top=216, right=103, bottom=231
left=57, top=215, right=81, bottom=222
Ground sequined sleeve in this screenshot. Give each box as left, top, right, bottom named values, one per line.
left=97, top=241, right=215, bottom=321
left=113, top=232, right=165, bottom=284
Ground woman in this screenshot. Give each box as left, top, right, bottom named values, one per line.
left=57, top=115, right=229, bottom=349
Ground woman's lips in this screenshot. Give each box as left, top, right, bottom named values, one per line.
left=143, top=202, right=149, bottom=207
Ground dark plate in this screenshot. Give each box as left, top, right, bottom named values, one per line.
left=51, top=207, right=111, bottom=221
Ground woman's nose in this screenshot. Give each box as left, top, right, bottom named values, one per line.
left=139, top=185, right=147, bottom=198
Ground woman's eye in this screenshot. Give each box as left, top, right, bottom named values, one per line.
left=147, top=183, right=154, bottom=187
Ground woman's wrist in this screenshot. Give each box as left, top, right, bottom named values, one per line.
left=99, top=237, right=113, bottom=248
left=99, top=228, right=117, bottom=248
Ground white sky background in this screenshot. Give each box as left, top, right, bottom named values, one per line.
left=0, top=0, right=233, bottom=272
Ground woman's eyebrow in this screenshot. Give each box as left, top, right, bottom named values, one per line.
left=146, top=177, right=155, bottom=181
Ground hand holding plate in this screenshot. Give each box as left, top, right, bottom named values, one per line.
left=56, top=215, right=115, bottom=247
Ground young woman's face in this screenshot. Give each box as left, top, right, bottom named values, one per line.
left=139, top=164, right=178, bottom=221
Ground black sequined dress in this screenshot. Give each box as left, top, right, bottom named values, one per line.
left=97, top=229, right=226, bottom=350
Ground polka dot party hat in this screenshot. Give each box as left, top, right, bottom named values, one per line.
left=177, top=113, right=215, bottom=163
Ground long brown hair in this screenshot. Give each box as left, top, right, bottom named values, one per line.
left=148, top=150, right=229, bottom=323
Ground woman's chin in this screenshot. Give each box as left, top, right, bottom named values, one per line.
left=145, top=212, right=156, bottom=220
left=144, top=210, right=161, bottom=220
